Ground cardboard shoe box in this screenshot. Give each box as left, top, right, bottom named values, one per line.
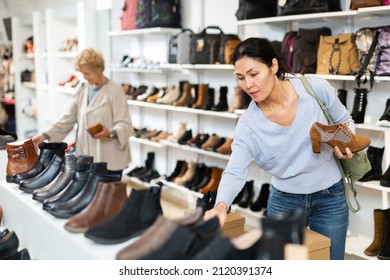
left=222, top=212, right=245, bottom=238
left=304, top=229, right=331, bottom=260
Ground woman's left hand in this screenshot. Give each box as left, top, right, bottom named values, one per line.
left=333, top=146, right=354, bottom=160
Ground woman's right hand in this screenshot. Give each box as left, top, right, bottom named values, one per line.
left=32, top=134, right=45, bottom=150
left=204, top=202, right=228, bottom=227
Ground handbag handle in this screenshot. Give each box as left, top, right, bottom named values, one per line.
left=200, top=25, right=224, bottom=35
left=300, top=76, right=361, bottom=213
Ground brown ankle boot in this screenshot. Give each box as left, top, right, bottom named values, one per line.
left=198, top=167, right=223, bottom=193
left=173, top=82, right=192, bottom=107
left=216, top=137, right=233, bottom=154
left=6, top=138, right=39, bottom=182
left=364, top=209, right=388, bottom=256
left=192, top=84, right=208, bottom=109
left=64, top=181, right=128, bottom=233
left=309, top=122, right=371, bottom=154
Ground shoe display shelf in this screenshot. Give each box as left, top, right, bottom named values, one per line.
left=236, top=3, right=390, bottom=260
left=0, top=180, right=139, bottom=260
left=11, top=15, right=37, bottom=139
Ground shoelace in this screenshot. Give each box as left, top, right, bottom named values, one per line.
left=316, top=122, right=351, bottom=142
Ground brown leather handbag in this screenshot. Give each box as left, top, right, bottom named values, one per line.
left=85, top=123, right=103, bottom=137
left=350, top=0, right=383, bottom=9
left=316, top=33, right=360, bottom=75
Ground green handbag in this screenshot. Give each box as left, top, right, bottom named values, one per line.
left=300, top=77, right=372, bottom=213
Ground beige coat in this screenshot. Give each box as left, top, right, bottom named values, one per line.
left=45, top=80, right=133, bottom=170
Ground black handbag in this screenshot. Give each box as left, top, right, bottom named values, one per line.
left=190, top=26, right=224, bottom=64
left=236, top=0, right=278, bottom=20
left=280, top=0, right=341, bottom=16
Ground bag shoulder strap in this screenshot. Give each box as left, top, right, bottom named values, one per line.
left=299, top=76, right=361, bottom=213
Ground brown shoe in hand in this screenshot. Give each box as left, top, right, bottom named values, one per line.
left=310, top=122, right=371, bottom=154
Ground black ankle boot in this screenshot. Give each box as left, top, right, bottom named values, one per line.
left=351, top=88, right=368, bottom=124
left=84, top=185, right=163, bottom=244
left=32, top=153, right=78, bottom=202
left=377, top=98, right=390, bottom=127
left=12, top=142, right=68, bottom=184
left=128, top=152, right=155, bottom=178
left=380, top=164, right=390, bottom=187
left=202, top=88, right=215, bottom=110
left=19, top=154, right=64, bottom=194
left=48, top=165, right=115, bottom=219
left=0, top=230, right=19, bottom=260
left=250, top=183, right=270, bottom=212
left=360, top=146, right=385, bottom=182
left=42, top=159, right=100, bottom=211
left=257, top=208, right=307, bottom=260
left=337, top=89, right=348, bottom=108
left=238, top=180, right=254, bottom=208
left=211, top=86, right=229, bottom=111
left=183, top=163, right=207, bottom=189
left=0, top=128, right=17, bottom=150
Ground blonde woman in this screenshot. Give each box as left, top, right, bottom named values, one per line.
left=33, top=48, right=133, bottom=176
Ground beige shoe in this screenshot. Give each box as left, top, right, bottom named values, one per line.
left=167, top=122, right=187, bottom=142
left=156, top=85, right=179, bottom=104
left=174, top=161, right=196, bottom=186
left=150, top=131, right=169, bottom=142
left=201, top=134, right=220, bottom=150
left=216, top=137, right=233, bottom=154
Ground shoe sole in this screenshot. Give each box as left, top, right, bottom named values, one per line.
left=84, top=228, right=146, bottom=245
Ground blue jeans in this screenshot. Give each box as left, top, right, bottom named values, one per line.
left=267, top=179, right=349, bottom=260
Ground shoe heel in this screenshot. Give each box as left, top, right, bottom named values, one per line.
left=311, top=138, right=321, bottom=153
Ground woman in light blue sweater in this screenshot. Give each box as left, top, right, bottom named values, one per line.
left=204, top=37, right=354, bottom=260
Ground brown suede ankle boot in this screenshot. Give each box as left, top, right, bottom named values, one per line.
left=364, top=208, right=388, bottom=256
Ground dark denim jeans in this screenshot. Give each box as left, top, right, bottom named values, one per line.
left=267, top=179, right=349, bottom=260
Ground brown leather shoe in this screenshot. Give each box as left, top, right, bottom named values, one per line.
left=6, top=138, right=39, bottom=182
left=64, top=181, right=128, bottom=233
left=310, top=122, right=371, bottom=154
left=201, top=134, right=220, bottom=150
left=198, top=167, right=223, bottom=193
left=216, top=137, right=233, bottom=154
left=86, top=123, right=103, bottom=137
left=192, top=84, right=208, bottom=109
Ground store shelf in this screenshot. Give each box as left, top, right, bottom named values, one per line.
left=130, top=136, right=165, bottom=148
left=0, top=181, right=137, bottom=260
left=345, top=235, right=377, bottom=260
left=127, top=99, right=240, bottom=119
left=108, top=27, right=180, bottom=37
left=22, top=81, right=37, bottom=89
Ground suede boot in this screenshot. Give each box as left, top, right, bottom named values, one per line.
left=6, top=138, right=39, bottom=183
left=173, top=81, right=192, bottom=107
left=42, top=159, right=101, bottom=211
left=377, top=209, right=390, bottom=260
left=12, top=142, right=68, bottom=184
left=364, top=208, right=388, bottom=256
left=198, top=167, right=223, bottom=194
left=360, top=146, right=385, bottom=182
left=48, top=170, right=118, bottom=219
left=64, top=181, right=127, bottom=233
left=84, top=186, right=163, bottom=244
left=32, top=153, right=77, bottom=202
left=216, top=137, right=233, bottom=154
left=19, top=154, right=64, bottom=194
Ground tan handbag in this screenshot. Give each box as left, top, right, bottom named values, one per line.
left=350, top=0, right=383, bottom=10
left=316, top=33, right=360, bottom=75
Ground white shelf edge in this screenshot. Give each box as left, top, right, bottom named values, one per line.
left=126, top=99, right=239, bottom=119
left=129, top=136, right=164, bottom=148
left=159, top=139, right=231, bottom=161
left=355, top=180, right=390, bottom=192
left=22, top=82, right=37, bottom=89
left=55, top=51, right=78, bottom=58
left=57, top=86, right=77, bottom=95
left=345, top=235, right=377, bottom=260
left=110, top=67, right=163, bottom=74
left=356, top=123, right=390, bottom=132
left=108, top=27, right=181, bottom=37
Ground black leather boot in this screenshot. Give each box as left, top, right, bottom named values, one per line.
left=84, top=185, right=163, bottom=244
left=202, top=88, right=215, bottom=110
left=380, top=164, right=390, bottom=187
left=128, top=152, right=155, bottom=178
left=238, top=180, right=254, bottom=208
left=19, top=154, right=64, bottom=194
left=360, top=146, right=385, bottom=182
left=165, top=160, right=186, bottom=182
left=178, top=129, right=193, bottom=145
left=257, top=207, right=307, bottom=260
left=32, top=153, right=78, bottom=202
left=0, top=230, right=19, bottom=260
left=42, top=159, right=101, bottom=211
left=378, top=98, right=390, bottom=127
left=48, top=165, right=114, bottom=219
left=351, top=88, right=368, bottom=124
left=12, top=142, right=67, bottom=184
left=337, top=89, right=348, bottom=108
left=211, top=86, right=229, bottom=111
left=0, top=128, right=17, bottom=150
left=250, top=183, right=270, bottom=212
left=4, top=248, right=31, bottom=260
left=191, top=166, right=212, bottom=191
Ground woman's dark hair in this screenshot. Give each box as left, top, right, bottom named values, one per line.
left=230, top=37, right=289, bottom=80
